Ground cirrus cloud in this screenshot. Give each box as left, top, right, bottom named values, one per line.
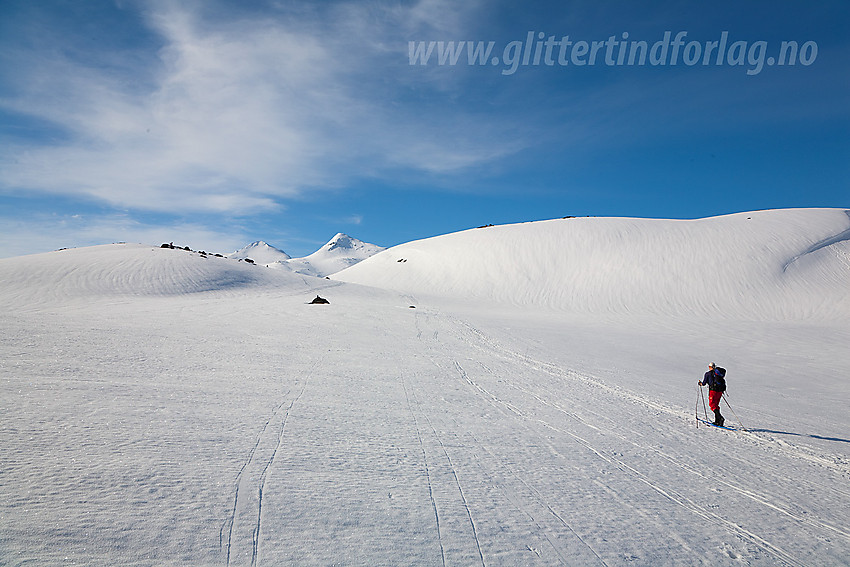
left=0, top=0, right=518, bottom=215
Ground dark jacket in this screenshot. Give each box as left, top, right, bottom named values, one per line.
left=702, top=369, right=726, bottom=392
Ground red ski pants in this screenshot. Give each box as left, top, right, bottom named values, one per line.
left=708, top=390, right=722, bottom=412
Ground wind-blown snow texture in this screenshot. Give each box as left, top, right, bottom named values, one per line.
left=1, top=209, right=848, bottom=566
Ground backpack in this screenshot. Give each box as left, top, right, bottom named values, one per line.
left=713, top=367, right=727, bottom=392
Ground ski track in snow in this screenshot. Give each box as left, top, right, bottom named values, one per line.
left=401, top=373, right=446, bottom=566
left=410, top=308, right=849, bottom=566
left=415, top=381, right=486, bottom=566
left=446, top=362, right=610, bottom=566
left=220, top=391, right=292, bottom=561
left=450, top=314, right=850, bottom=481
left=221, top=379, right=308, bottom=567
left=253, top=379, right=308, bottom=566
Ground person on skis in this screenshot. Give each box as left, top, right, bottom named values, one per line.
left=699, top=362, right=725, bottom=426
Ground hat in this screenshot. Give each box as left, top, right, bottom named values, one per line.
left=708, top=362, right=716, bottom=368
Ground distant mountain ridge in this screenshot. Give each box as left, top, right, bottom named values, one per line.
left=229, top=234, right=385, bottom=277
left=5, top=210, right=847, bottom=320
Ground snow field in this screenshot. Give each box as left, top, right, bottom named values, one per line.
left=1, top=209, right=849, bottom=565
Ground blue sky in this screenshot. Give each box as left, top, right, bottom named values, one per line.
left=1, top=0, right=848, bottom=258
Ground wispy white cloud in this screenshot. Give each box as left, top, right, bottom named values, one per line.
left=0, top=0, right=519, bottom=215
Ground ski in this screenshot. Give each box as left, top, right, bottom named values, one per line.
left=697, top=418, right=735, bottom=430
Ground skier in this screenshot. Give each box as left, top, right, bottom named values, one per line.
left=699, top=362, right=725, bottom=426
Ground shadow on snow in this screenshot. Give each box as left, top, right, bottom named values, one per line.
left=748, top=429, right=850, bottom=445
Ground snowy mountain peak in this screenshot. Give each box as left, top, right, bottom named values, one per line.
left=228, top=241, right=291, bottom=263
left=263, top=234, right=386, bottom=277
left=321, top=233, right=381, bottom=256
left=324, top=233, right=356, bottom=252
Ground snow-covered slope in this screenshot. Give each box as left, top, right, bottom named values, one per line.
left=273, top=233, right=386, bottom=277
left=336, top=209, right=850, bottom=320
left=227, top=240, right=292, bottom=264
left=0, top=243, right=319, bottom=308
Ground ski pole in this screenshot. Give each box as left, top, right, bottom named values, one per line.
left=695, top=384, right=701, bottom=427
left=722, top=393, right=747, bottom=431
left=699, top=384, right=709, bottom=421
